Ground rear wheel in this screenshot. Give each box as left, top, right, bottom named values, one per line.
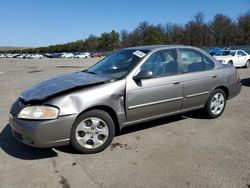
left=70, top=110, right=115, bottom=154
left=245, top=60, right=249, bottom=68
left=205, top=89, right=226, bottom=118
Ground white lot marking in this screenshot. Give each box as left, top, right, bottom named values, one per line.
left=0, top=72, right=4, bottom=74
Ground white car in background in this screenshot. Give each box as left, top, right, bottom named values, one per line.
left=214, top=50, right=250, bottom=68
left=28, top=54, right=43, bottom=59
left=16, top=54, right=26, bottom=59
left=61, top=53, right=74, bottom=58
left=0, top=54, right=5, bottom=58
left=74, top=52, right=90, bottom=58
left=5, top=53, right=19, bottom=58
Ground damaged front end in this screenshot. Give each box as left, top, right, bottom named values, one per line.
left=9, top=71, right=127, bottom=147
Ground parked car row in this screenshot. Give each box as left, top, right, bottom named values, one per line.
left=0, top=52, right=103, bottom=59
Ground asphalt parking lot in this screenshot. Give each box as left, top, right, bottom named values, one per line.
left=0, top=58, right=250, bottom=188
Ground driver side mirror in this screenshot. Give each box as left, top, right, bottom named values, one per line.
left=133, top=70, right=153, bottom=81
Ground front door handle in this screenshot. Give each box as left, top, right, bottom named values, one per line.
left=211, top=75, right=217, bottom=78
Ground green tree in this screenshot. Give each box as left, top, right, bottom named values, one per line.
left=85, top=35, right=98, bottom=51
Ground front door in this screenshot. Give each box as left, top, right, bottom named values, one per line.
left=125, top=49, right=183, bottom=123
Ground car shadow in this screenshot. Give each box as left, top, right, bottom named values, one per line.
left=0, top=111, right=209, bottom=158
left=0, top=124, right=58, bottom=160
left=56, top=114, right=187, bottom=154
left=241, top=78, right=250, bottom=87
left=120, top=115, right=186, bottom=135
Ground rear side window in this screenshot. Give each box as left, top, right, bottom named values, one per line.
left=179, top=49, right=214, bottom=73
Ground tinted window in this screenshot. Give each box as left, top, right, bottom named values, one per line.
left=141, top=49, right=178, bottom=77
left=180, top=49, right=214, bottom=73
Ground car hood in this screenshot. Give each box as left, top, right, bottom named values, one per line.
left=20, top=71, right=114, bottom=102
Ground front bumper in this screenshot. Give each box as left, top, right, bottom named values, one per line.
left=228, top=82, right=241, bottom=100
left=9, top=114, right=77, bottom=148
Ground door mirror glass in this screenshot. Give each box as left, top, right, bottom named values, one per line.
left=133, top=70, right=153, bottom=81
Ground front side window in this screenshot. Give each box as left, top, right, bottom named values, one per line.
left=87, top=49, right=149, bottom=79
left=180, top=49, right=214, bottom=73
left=140, top=49, right=178, bottom=77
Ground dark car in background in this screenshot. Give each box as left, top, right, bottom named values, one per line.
left=51, top=53, right=61, bottom=58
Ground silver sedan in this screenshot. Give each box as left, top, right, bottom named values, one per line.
left=9, top=45, right=241, bottom=153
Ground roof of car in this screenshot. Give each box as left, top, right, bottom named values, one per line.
left=125, top=45, right=197, bottom=51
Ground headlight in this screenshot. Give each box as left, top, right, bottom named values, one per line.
left=18, top=106, right=59, bottom=120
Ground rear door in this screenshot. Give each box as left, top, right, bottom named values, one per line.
left=178, top=48, right=219, bottom=109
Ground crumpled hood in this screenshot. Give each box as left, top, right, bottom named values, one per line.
left=21, top=71, right=113, bottom=102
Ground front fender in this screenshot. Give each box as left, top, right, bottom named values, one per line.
left=44, top=80, right=126, bottom=118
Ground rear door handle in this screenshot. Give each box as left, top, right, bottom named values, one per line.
left=173, top=81, right=181, bottom=85
left=211, top=75, right=217, bottom=78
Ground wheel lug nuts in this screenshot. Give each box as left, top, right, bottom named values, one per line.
left=95, top=132, right=98, bottom=134
left=90, top=136, right=93, bottom=139
left=91, top=127, right=94, bottom=130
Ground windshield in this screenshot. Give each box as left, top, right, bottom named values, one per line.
left=215, top=50, right=235, bottom=56
left=87, top=49, right=149, bottom=79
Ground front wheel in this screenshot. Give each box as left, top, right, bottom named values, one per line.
left=205, top=89, right=226, bottom=118
left=228, top=60, right=233, bottom=65
left=70, top=110, right=115, bottom=154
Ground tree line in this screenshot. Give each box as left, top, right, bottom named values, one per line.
left=11, top=11, right=250, bottom=53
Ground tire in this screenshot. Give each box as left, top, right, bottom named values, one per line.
left=205, top=89, right=226, bottom=118
left=245, top=60, right=250, bottom=68
left=70, top=110, right=115, bottom=154
left=228, top=60, right=233, bottom=65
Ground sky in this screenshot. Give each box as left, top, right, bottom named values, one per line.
left=1, top=0, right=249, bottom=47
